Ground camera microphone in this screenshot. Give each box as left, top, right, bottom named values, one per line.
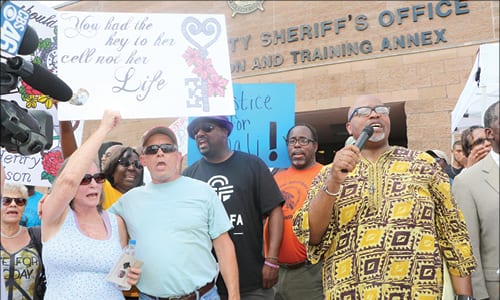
left=5, top=56, right=73, bottom=101
left=17, top=25, right=39, bottom=55
left=1, top=0, right=37, bottom=56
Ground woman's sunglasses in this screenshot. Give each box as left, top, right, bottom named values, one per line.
left=80, top=173, right=106, bottom=185
left=1, top=197, right=27, bottom=206
left=117, top=158, right=143, bottom=169
left=143, top=144, right=178, bottom=155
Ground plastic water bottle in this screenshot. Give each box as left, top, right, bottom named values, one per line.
left=116, top=239, right=136, bottom=290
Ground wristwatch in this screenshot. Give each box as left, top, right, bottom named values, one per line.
left=455, top=295, right=475, bottom=300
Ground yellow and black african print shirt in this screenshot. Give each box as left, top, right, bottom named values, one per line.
left=293, top=146, right=476, bottom=300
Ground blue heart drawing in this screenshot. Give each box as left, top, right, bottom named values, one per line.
left=181, top=17, right=221, bottom=55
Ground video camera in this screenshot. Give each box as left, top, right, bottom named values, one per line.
left=1, top=99, right=53, bottom=155
left=1, top=0, right=72, bottom=155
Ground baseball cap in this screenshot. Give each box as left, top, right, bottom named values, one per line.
left=426, top=149, right=448, bottom=164
left=141, top=126, right=178, bottom=147
left=187, top=116, right=234, bottom=139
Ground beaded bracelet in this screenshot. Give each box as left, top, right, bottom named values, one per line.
left=264, top=260, right=279, bottom=269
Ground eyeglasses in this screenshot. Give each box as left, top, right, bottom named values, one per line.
left=348, top=106, right=390, bottom=121
left=1, top=197, right=27, bottom=206
left=143, top=144, right=178, bottom=155
left=80, top=173, right=106, bottom=185
left=190, top=123, right=215, bottom=137
left=285, top=137, right=315, bottom=146
left=117, top=158, right=143, bottom=169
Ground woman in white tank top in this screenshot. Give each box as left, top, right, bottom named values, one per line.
left=40, top=110, right=141, bottom=299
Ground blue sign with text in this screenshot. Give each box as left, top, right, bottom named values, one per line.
left=187, top=83, right=295, bottom=168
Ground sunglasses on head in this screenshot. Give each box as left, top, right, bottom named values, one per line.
left=117, top=158, right=143, bottom=169
left=80, top=173, right=106, bottom=185
left=143, top=144, right=178, bottom=155
left=1, top=197, right=27, bottom=206
left=190, top=123, right=216, bottom=137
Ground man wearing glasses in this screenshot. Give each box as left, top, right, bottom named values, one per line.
left=293, top=95, right=476, bottom=299
left=183, top=116, right=284, bottom=300
left=109, top=125, right=240, bottom=300
left=453, top=101, right=499, bottom=300
left=263, top=123, right=324, bottom=300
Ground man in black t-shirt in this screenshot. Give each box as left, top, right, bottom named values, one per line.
left=183, top=116, right=284, bottom=300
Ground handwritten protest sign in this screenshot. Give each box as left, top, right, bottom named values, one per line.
left=187, top=83, right=295, bottom=168
left=57, top=12, right=234, bottom=120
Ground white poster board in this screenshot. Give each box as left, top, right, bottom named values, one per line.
left=57, top=12, right=235, bottom=120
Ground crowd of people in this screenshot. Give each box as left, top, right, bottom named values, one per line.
left=1, top=97, right=498, bottom=300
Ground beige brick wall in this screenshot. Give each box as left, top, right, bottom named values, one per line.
left=60, top=1, right=499, bottom=157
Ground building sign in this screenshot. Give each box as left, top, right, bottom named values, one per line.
left=228, top=1, right=471, bottom=75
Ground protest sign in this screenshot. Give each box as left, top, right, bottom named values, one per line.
left=187, top=83, right=295, bottom=168
left=57, top=12, right=234, bottom=120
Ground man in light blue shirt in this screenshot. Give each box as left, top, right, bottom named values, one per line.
left=21, top=185, right=43, bottom=227
left=109, top=125, right=240, bottom=300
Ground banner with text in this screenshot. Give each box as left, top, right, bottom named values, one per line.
left=57, top=12, right=235, bottom=120
left=187, top=83, right=295, bottom=168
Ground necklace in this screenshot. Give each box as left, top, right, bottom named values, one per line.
left=1, top=227, right=23, bottom=239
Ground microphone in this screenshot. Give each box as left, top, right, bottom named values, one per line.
left=341, top=125, right=374, bottom=173
left=354, top=125, right=374, bottom=150
left=5, top=56, right=73, bottom=101
left=17, top=25, right=39, bottom=55
left=0, top=1, right=34, bottom=56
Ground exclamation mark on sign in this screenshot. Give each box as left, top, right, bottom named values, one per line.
left=269, top=121, right=277, bottom=161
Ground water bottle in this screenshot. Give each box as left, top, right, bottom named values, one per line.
left=116, top=239, right=136, bottom=290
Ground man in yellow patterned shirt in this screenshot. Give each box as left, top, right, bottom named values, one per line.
left=293, top=95, right=477, bottom=300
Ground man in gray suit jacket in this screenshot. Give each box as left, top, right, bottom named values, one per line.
left=453, top=101, right=499, bottom=300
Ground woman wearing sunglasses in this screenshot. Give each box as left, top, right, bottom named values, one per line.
left=40, top=110, right=141, bottom=299
left=101, top=146, right=144, bottom=210
left=101, top=146, right=145, bottom=299
left=461, top=125, right=493, bottom=168
left=1, top=183, right=45, bottom=300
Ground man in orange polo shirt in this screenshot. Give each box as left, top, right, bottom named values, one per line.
left=264, top=124, right=323, bottom=300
